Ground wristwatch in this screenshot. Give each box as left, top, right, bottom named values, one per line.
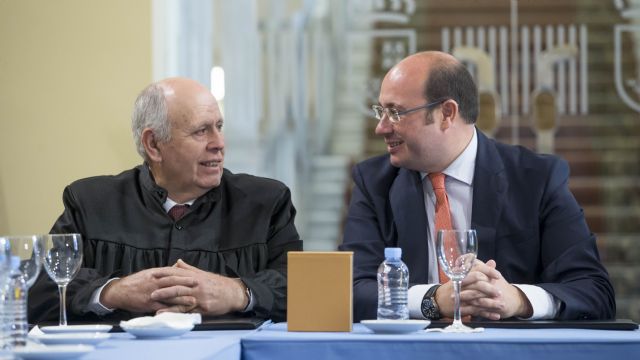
left=421, top=285, right=441, bottom=320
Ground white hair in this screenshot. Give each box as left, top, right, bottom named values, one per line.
left=131, top=83, right=171, bottom=159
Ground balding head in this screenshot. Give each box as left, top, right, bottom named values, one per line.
left=131, top=77, right=221, bottom=159
left=388, top=51, right=478, bottom=124
left=158, top=78, right=218, bottom=130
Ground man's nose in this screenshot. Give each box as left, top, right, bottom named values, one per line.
left=207, top=130, right=224, bottom=151
left=374, top=116, right=392, bottom=135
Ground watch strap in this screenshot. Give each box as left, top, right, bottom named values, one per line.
left=424, top=284, right=441, bottom=299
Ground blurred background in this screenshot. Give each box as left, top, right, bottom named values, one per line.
left=1, top=0, right=638, bottom=320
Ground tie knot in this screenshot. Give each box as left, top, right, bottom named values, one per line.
left=428, top=172, right=446, bottom=190
left=168, top=204, right=190, bottom=221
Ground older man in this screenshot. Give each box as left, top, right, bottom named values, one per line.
left=29, top=78, right=302, bottom=323
left=340, top=51, right=615, bottom=322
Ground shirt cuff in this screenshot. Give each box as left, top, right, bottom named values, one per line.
left=408, top=284, right=438, bottom=319
left=88, top=278, right=119, bottom=316
left=513, top=284, right=560, bottom=320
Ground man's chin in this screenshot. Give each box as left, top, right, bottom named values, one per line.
left=198, top=176, right=222, bottom=190
left=388, top=155, right=404, bottom=168
left=206, top=179, right=222, bottom=189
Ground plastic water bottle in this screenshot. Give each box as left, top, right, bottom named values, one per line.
left=377, top=247, right=409, bottom=320
left=5, top=256, right=27, bottom=347
left=0, top=254, right=9, bottom=351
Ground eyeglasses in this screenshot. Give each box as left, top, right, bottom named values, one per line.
left=371, top=98, right=448, bottom=123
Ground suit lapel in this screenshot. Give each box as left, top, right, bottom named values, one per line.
left=390, top=168, right=430, bottom=283
left=472, top=130, right=507, bottom=262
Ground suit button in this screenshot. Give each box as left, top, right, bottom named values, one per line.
left=176, top=224, right=183, bottom=230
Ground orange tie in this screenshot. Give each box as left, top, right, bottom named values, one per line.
left=428, top=172, right=451, bottom=284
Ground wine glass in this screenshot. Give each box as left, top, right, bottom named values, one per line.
left=436, top=229, right=478, bottom=332
left=42, top=234, right=83, bottom=326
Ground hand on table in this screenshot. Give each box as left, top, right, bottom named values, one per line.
left=435, top=259, right=533, bottom=320
left=151, top=259, right=249, bottom=316
left=100, top=267, right=197, bottom=313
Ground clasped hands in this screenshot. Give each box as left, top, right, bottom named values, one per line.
left=434, top=259, right=533, bottom=320
left=100, top=259, right=249, bottom=315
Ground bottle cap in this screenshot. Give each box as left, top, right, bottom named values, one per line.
left=384, top=247, right=402, bottom=259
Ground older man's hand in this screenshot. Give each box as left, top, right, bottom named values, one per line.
left=100, top=267, right=197, bottom=313
left=151, top=259, right=249, bottom=315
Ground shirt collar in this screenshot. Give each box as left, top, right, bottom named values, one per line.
left=421, top=127, right=477, bottom=186
left=138, top=163, right=223, bottom=208
left=163, top=197, right=196, bottom=213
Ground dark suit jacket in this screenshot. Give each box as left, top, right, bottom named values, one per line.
left=339, top=129, right=615, bottom=321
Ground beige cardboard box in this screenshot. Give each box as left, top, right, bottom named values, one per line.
left=287, top=251, right=353, bottom=332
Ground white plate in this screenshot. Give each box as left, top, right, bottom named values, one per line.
left=30, top=332, right=110, bottom=345
left=361, top=320, right=431, bottom=334
left=120, top=324, right=194, bottom=339
left=39, top=325, right=112, bottom=334
left=12, top=344, right=94, bottom=359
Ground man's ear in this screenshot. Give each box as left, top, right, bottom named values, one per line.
left=440, top=100, right=459, bottom=130
left=141, top=128, right=162, bottom=162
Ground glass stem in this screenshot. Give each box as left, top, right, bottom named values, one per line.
left=58, top=284, right=68, bottom=326
left=453, top=280, right=462, bottom=325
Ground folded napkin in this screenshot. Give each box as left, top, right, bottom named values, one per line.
left=120, top=312, right=202, bottom=329
left=28, top=326, right=44, bottom=336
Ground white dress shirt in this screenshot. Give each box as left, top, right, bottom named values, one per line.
left=407, top=128, right=559, bottom=320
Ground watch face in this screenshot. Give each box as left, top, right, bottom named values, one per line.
left=421, top=297, right=439, bottom=319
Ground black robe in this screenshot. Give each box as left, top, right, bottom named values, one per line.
left=29, top=165, right=302, bottom=323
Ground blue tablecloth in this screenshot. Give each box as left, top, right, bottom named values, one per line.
left=82, top=330, right=249, bottom=360
left=241, top=323, right=640, bottom=360
left=10, top=323, right=640, bottom=359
